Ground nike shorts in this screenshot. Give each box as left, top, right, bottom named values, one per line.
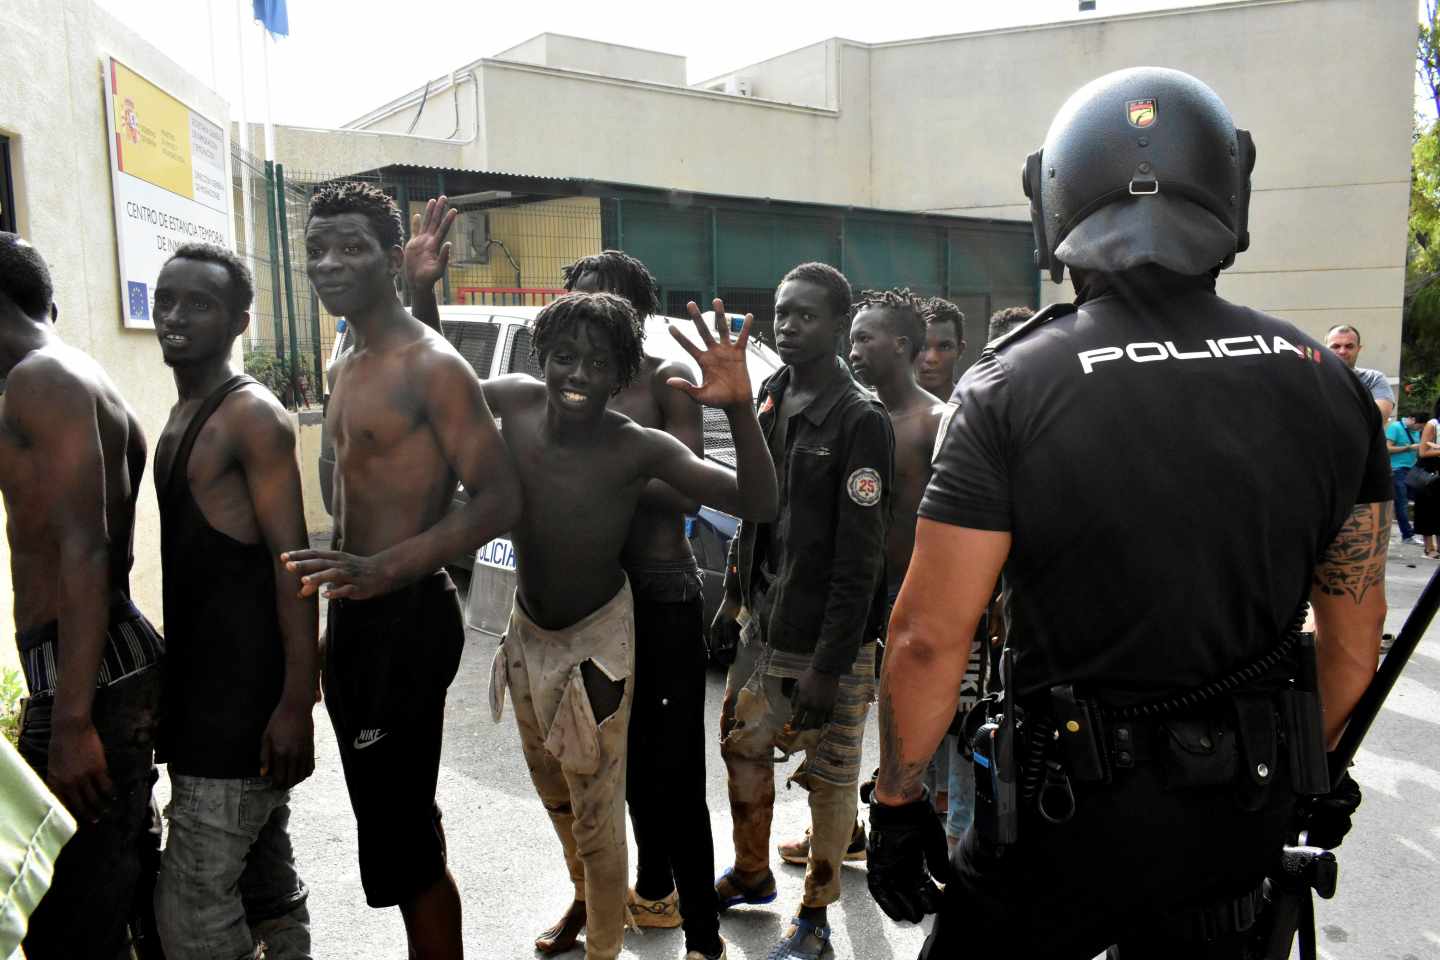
left=323, top=571, right=464, bottom=907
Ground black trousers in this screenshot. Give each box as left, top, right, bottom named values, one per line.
left=19, top=667, right=166, bottom=960
left=625, top=587, right=722, bottom=954
left=921, top=757, right=1296, bottom=960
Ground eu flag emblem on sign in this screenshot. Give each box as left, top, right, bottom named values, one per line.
left=253, top=0, right=289, bottom=37
left=128, top=281, right=149, bottom=321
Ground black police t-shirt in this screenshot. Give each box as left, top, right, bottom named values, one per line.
left=920, top=273, right=1391, bottom=700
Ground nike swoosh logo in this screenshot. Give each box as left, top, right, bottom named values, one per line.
left=353, top=732, right=388, bottom=750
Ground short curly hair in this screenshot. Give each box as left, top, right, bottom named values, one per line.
left=563, top=250, right=660, bottom=321
left=852, top=288, right=927, bottom=360
left=922, top=296, right=965, bottom=343
left=781, top=262, right=852, bottom=319
left=307, top=180, right=405, bottom=250
left=166, top=243, right=255, bottom=315
left=0, top=232, right=53, bottom=318
left=987, top=305, right=1033, bottom=341
left=531, top=292, right=645, bottom=394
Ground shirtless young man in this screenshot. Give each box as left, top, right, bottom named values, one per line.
left=479, top=292, right=776, bottom=960
left=281, top=182, right=520, bottom=960
left=149, top=244, right=316, bottom=959
left=404, top=213, right=722, bottom=958
left=849, top=290, right=980, bottom=841
left=0, top=233, right=164, bottom=960
left=915, top=297, right=965, bottom=400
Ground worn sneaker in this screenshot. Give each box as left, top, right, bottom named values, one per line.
left=629, top=888, right=683, bottom=928
left=683, top=936, right=728, bottom=960
left=1405, top=535, right=1423, bottom=545
left=776, top=822, right=867, bottom=866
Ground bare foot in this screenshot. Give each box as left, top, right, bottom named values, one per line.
left=535, top=900, right=586, bottom=955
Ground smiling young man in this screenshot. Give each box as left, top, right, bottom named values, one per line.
left=0, top=233, right=164, bottom=960
left=403, top=210, right=726, bottom=958
left=915, top=298, right=965, bottom=400
left=148, top=244, right=317, bottom=959
left=479, top=291, right=776, bottom=960
left=280, top=181, right=521, bottom=960
left=710, top=262, right=893, bottom=960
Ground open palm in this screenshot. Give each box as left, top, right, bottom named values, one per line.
left=667, top=298, right=755, bottom=410
left=404, top=196, right=456, bottom=289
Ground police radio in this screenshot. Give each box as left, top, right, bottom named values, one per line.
left=972, top=646, right=1019, bottom=848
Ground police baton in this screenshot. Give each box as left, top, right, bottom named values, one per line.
left=1265, top=564, right=1440, bottom=960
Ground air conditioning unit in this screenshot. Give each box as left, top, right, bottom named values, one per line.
left=454, top=210, right=491, bottom=264
left=723, top=75, right=752, bottom=97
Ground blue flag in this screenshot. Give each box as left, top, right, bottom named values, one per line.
left=253, top=0, right=288, bottom=37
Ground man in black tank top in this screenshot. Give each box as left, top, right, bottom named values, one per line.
left=150, top=244, right=318, bottom=959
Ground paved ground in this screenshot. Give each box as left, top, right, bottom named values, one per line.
left=152, top=536, right=1440, bottom=959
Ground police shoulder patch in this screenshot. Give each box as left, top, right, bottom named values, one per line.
left=847, top=467, right=883, bottom=507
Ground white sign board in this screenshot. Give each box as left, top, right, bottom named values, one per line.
left=102, top=56, right=232, bottom=329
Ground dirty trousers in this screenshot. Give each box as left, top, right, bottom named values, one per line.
left=721, top=630, right=876, bottom=908
left=492, top=580, right=635, bottom=960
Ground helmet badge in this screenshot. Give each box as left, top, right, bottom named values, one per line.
left=1127, top=99, right=1157, bottom=128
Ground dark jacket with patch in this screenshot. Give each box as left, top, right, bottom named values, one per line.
left=725, top=359, right=894, bottom=675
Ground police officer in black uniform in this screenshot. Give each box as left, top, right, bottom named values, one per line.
left=864, top=67, right=1392, bottom=958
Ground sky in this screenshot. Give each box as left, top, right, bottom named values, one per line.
left=96, top=0, right=1252, bottom=129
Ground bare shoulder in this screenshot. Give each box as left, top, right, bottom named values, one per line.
left=225, top=383, right=297, bottom=449
left=6, top=348, right=96, bottom=418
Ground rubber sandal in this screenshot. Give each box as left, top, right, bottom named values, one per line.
left=715, top=866, right=778, bottom=910
left=765, top=916, right=831, bottom=960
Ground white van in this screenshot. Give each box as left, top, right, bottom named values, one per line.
left=318, top=304, right=783, bottom=636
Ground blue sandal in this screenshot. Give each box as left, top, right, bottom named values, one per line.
left=715, top=866, right=778, bottom=910
left=766, top=916, right=832, bottom=960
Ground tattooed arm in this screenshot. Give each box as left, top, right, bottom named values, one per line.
left=1311, top=501, right=1390, bottom=745
left=875, top=519, right=1010, bottom=805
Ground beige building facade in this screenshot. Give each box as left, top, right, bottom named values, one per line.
left=306, top=0, right=1411, bottom=375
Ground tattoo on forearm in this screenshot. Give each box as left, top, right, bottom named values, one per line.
left=877, top=682, right=929, bottom=800
left=1313, top=502, right=1391, bottom=604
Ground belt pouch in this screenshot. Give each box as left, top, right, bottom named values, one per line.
left=1232, top=694, right=1279, bottom=808
left=1050, top=684, right=1109, bottom=783
left=1160, top=716, right=1236, bottom=789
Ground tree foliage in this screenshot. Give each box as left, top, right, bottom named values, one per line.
left=1405, top=1, right=1440, bottom=408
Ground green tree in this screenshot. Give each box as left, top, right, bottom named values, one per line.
left=1404, top=1, right=1440, bottom=411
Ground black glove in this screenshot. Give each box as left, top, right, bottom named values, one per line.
left=866, top=790, right=954, bottom=923
left=1297, top=769, right=1362, bottom=850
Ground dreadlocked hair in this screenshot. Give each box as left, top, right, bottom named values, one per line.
left=853, top=287, right=927, bottom=360
left=922, top=296, right=966, bottom=343
left=307, top=181, right=405, bottom=250
left=531, top=292, right=645, bottom=394
left=781, top=262, right=852, bottom=319
left=562, top=250, right=661, bottom=321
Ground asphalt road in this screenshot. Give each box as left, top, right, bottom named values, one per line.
left=150, top=535, right=1440, bottom=960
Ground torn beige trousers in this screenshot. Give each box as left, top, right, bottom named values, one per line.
left=720, top=630, right=876, bottom=908
left=490, top=580, right=635, bottom=960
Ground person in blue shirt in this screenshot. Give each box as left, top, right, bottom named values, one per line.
left=1386, top=413, right=1421, bottom=545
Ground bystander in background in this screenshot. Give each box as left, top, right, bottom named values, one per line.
left=1386, top=412, right=1422, bottom=545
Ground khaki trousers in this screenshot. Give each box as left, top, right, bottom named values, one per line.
left=491, top=581, right=635, bottom=960
left=720, top=632, right=876, bottom=908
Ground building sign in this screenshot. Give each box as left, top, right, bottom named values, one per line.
left=102, top=57, right=231, bottom=329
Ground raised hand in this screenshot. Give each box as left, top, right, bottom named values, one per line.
left=667, top=298, right=754, bottom=411
left=404, top=195, right=457, bottom=291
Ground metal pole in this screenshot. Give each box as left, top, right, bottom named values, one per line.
left=274, top=163, right=303, bottom=408
left=309, top=284, right=323, bottom=404
left=263, top=160, right=285, bottom=362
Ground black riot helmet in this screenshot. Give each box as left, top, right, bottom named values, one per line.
left=1022, top=67, right=1256, bottom=282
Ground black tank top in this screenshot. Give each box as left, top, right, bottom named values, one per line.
left=158, top=375, right=285, bottom=777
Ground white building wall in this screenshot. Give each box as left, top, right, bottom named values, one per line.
left=0, top=0, right=239, bottom=667
left=866, top=0, right=1413, bottom=373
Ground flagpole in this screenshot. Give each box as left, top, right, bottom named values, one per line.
left=235, top=0, right=259, bottom=345
left=260, top=20, right=276, bottom=164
